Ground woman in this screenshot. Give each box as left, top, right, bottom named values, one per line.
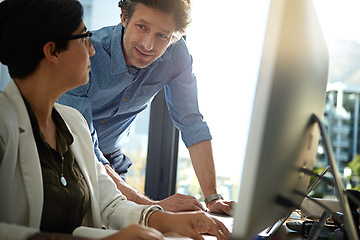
left=0, top=0, right=229, bottom=239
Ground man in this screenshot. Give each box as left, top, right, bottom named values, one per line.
left=58, top=0, right=233, bottom=214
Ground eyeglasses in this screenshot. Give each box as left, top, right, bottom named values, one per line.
left=68, top=31, right=92, bottom=48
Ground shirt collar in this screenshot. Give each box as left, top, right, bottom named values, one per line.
left=22, top=96, right=74, bottom=154
left=110, top=23, right=172, bottom=75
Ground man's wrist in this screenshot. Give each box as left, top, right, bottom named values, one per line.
left=204, top=193, right=223, bottom=207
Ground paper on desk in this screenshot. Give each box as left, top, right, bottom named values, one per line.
left=164, top=233, right=217, bottom=240
left=73, top=226, right=119, bottom=238
left=301, top=198, right=341, bottom=219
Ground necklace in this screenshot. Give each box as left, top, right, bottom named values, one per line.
left=45, top=135, right=67, bottom=187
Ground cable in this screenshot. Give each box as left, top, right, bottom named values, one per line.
left=299, top=167, right=335, bottom=188
left=306, top=165, right=331, bottom=194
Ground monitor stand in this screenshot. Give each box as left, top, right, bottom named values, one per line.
left=263, top=114, right=359, bottom=240
left=311, top=114, right=359, bottom=240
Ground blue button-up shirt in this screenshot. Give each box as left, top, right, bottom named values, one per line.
left=58, top=23, right=211, bottom=165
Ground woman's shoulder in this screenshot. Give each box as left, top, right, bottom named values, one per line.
left=54, top=103, right=88, bottom=128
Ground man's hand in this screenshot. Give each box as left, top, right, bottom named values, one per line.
left=207, top=199, right=235, bottom=216
left=155, top=193, right=206, bottom=212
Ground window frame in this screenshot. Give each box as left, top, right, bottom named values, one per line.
left=145, top=89, right=179, bottom=200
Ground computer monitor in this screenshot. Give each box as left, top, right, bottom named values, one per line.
left=231, top=0, right=329, bottom=239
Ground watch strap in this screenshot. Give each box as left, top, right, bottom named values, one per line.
left=204, top=193, right=223, bottom=206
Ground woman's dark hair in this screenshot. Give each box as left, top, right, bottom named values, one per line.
left=118, top=0, right=191, bottom=38
left=0, top=0, right=84, bottom=78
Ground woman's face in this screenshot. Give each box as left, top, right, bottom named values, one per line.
left=58, top=22, right=95, bottom=92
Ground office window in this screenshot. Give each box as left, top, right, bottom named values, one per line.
left=176, top=0, right=360, bottom=201
left=311, top=0, right=360, bottom=197
left=81, top=0, right=120, bottom=31
left=176, top=0, right=271, bottom=201
left=122, top=107, right=151, bottom=194
left=79, top=0, right=93, bottom=29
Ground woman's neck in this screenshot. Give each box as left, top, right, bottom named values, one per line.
left=14, top=76, right=58, bottom=148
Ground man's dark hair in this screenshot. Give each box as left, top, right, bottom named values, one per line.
left=0, top=0, right=84, bottom=79
left=118, top=0, right=191, bottom=38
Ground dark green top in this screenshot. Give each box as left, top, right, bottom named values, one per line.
left=24, top=99, right=90, bottom=234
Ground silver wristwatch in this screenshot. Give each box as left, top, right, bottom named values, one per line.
left=204, top=193, right=223, bottom=206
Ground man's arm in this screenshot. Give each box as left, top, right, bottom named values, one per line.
left=188, top=139, right=234, bottom=215
left=162, top=40, right=234, bottom=214
left=104, top=164, right=205, bottom=212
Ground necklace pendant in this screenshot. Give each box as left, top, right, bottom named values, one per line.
left=60, top=175, right=67, bottom=187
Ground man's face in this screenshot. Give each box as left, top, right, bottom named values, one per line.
left=121, top=4, right=176, bottom=68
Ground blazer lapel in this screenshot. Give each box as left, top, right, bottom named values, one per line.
left=18, top=131, right=44, bottom=228
left=5, top=80, right=44, bottom=228
left=64, top=120, right=102, bottom=228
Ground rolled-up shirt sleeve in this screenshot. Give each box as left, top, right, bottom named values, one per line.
left=165, top=39, right=212, bottom=148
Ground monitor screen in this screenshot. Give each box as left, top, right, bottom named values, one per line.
left=231, top=0, right=329, bottom=239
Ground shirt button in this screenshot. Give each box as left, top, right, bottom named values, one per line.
left=125, top=71, right=128, bottom=74
left=124, top=97, right=128, bottom=101
left=101, top=120, right=104, bottom=124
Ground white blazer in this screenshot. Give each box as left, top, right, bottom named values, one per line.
left=0, top=80, right=148, bottom=240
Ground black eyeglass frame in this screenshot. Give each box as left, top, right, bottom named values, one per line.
left=68, top=31, right=92, bottom=47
